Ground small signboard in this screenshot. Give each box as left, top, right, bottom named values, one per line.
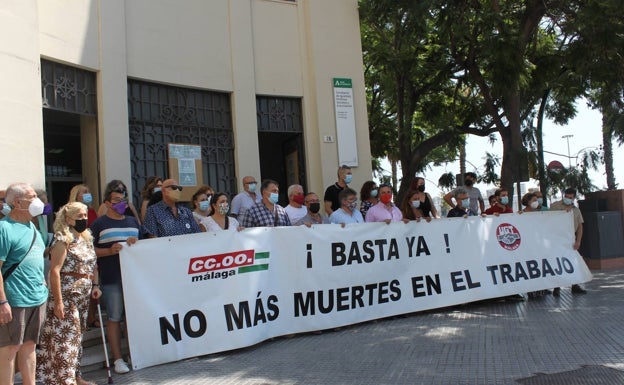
left=167, top=143, right=203, bottom=201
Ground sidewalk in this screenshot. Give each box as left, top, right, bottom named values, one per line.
left=82, top=268, right=624, bottom=384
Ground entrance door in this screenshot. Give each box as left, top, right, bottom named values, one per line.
left=256, top=96, right=306, bottom=206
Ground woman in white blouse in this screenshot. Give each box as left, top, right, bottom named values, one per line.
left=200, top=192, right=243, bottom=232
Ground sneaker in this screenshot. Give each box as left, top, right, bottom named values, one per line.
left=114, top=358, right=130, bottom=374
left=571, top=284, right=587, bottom=294
left=552, top=287, right=560, bottom=296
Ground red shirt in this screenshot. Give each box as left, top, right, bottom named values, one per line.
left=484, top=204, right=513, bottom=215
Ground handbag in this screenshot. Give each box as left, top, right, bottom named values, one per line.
left=2, top=229, right=37, bottom=281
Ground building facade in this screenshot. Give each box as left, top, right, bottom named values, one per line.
left=0, top=0, right=371, bottom=208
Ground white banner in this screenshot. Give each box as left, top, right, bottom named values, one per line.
left=120, top=211, right=591, bottom=369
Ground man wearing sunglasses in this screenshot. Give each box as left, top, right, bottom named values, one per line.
left=143, top=179, right=201, bottom=238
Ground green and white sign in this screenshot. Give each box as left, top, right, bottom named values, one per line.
left=332, top=77, right=358, bottom=166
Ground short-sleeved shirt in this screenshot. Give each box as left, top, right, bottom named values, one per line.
left=0, top=218, right=48, bottom=307
left=241, top=202, right=291, bottom=227
left=231, top=191, right=261, bottom=220
left=324, top=183, right=345, bottom=213
left=365, top=202, right=403, bottom=222
left=200, top=216, right=240, bottom=232
left=329, top=208, right=364, bottom=224
left=451, top=186, right=483, bottom=214
left=550, top=201, right=584, bottom=233
left=143, top=200, right=201, bottom=237
left=285, top=205, right=308, bottom=224
left=90, top=215, right=141, bottom=285
left=447, top=207, right=476, bottom=218
left=294, top=213, right=329, bottom=226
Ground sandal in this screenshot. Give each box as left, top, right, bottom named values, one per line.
left=76, top=377, right=97, bottom=385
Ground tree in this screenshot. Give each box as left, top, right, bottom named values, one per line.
left=360, top=0, right=466, bottom=203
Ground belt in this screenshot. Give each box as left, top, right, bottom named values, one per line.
left=61, top=272, right=95, bottom=281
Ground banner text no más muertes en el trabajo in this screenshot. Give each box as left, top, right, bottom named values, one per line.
left=120, top=210, right=591, bottom=369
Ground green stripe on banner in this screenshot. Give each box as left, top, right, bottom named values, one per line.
left=239, top=264, right=269, bottom=274
left=255, top=252, right=270, bottom=259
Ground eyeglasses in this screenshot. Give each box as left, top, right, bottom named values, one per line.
left=110, top=198, right=127, bottom=204
left=244, top=181, right=257, bottom=185
left=164, top=185, right=183, bottom=191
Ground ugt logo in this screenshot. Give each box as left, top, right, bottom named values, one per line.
left=496, top=223, right=521, bottom=251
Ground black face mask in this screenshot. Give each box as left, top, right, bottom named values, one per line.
left=309, top=202, right=321, bottom=214
left=72, top=218, right=88, bottom=233
left=464, top=179, right=474, bottom=187
left=418, top=185, right=426, bottom=193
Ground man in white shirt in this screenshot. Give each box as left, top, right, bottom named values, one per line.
left=284, top=184, right=307, bottom=224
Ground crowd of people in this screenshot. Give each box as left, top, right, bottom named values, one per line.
left=0, top=168, right=587, bottom=384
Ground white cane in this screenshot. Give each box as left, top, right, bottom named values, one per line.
left=96, top=299, right=114, bottom=384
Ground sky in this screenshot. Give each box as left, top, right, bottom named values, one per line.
left=379, top=101, right=624, bottom=204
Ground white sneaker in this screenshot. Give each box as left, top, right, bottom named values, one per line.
left=114, top=358, right=130, bottom=374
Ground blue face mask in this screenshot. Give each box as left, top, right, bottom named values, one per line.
left=248, top=183, right=257, bottom=193
left=344, top=174, right=353, bottom=184
left=1, top=204, right=11, bottom=216
left=269, top=192, right=279, bottom=204
left=370, top=189, right=378, bottom=197
left=82, top=193, right=93, bottom=204
left=461, top=198, right=470, bottom=208
left=563, top=197, right=574, bottom=206
left=199, top=200, right=211, bottom=211
left=537, top=197, right=543, bottom=205
left=500, top=196, right=509, bottom=205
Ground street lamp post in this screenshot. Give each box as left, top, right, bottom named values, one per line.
left=561, top=134, right=574, bottom=168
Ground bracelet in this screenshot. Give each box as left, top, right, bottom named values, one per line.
left=0, top=300, right=8, bottom=305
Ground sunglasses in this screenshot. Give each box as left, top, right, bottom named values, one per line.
left=164, top=185, right=183, bottom=191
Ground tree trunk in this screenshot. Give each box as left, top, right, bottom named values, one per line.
left=536, top=90, right=549, bottom=204
left=459, top=139, right=466, bottom=184
left=602, top=109, right=616, bottom=190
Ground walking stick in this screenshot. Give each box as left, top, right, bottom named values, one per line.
left=96, top=299, right=114, bottom=384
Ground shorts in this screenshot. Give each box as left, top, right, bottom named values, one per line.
left=0, top=303, right=46, bottom=347
left=100, top=281, right=125, bottom=322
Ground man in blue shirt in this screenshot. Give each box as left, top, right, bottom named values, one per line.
left=0, top=183, right=48, bottom=385
left=90, top=182, right=140, bottom=374
left=329, top=188, right=364, bottom=225
left=143, top=179, right=201, bottom=237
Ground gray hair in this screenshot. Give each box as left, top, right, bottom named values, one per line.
left=453, top=187, right=467, bottom=199
left=5, top=183, right=33, bottom=207
left=287, top=184, right=303, bottom=197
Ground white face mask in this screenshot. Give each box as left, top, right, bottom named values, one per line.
left=28, top=197, right=45, bottom=217
left=530, top=201, right=539, bottom=209
left=411, top=200, right=421, bottom=209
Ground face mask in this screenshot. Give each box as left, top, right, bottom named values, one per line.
left=418, top=185, right=426, bottom=193
left=111, top=201, right=128, bottom=215
left=530, top=201, right=540, bottom=209
left=269, top=192, right=279, bottom=204
left=500, top=196, right=509, bottom=205
left=464, top=179, right=474, bottom=187
left=153, top=187, right=162, bottom=194
left=348, top=201, right=358, bottom=211
left=28, top=197, right=45, bottom=217
left=199, top=200, right=211, bottom=211
left=72, top=218, right=88, bottom=233
left=380, top=194, right=393, bottom=204
left=43, top=203, right=53, bottom=216
left=537, top=197, right=543, bottom=205
left=167, top=189, right=182, bottom=202
left=218, top=203, right=229, bottom=215
left=344, top=174, right=353, bottom=184
left=248, top=183, right=257, bottom=193
left=82, top=193, right=93, bottom=204
left=411, top=200, right=421, bottom=209
left=461, top=198, right=470, bottom=208
left=563, top=197, right=573, bottom=206
left=293, top=194, right=305, bottom=205
left=370, top=189, right=378, bottom=197
left=309, top=202, right=320, bottom=214
left=1, top=204, right=10, bottom=216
